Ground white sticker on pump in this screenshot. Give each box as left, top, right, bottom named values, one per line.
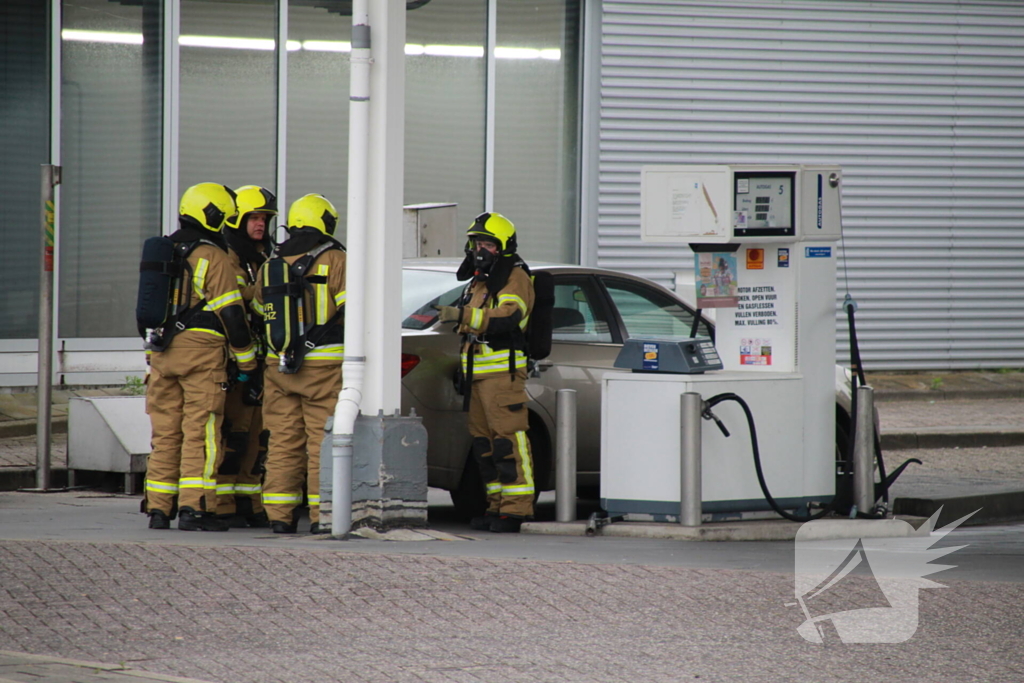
left=739, top=337, right=774, bottom=366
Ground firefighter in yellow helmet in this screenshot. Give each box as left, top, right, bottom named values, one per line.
left=143, top=182, right=257, bottom=531
left=253, top=194, right=346, bottom=534
left=214, top=185, right=277, bottom=528
left=435, top=212, right=536, bottom=532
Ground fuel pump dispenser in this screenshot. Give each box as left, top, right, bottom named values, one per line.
left=600, top=165, right=846, bottom=522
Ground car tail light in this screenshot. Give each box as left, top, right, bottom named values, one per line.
left=401, top=353, right=420, bottom=378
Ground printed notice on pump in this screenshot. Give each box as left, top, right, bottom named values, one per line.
left=734, top=284, right=782, bottom=328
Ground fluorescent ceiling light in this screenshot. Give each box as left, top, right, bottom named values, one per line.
left=61, top=29, right=142, bottom=45
left=60, top=30, right=560, bottom=60
left=302, top=40, right=351, bottom=52
left=179, top=35, right=275, bottom=50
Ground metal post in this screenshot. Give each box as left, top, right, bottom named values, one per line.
left=853, top=385, right=876, bottom=516
left=680, top=392, right=703, bottom=526
left=555, top=389, right=577, bottom=523
left=36, top=164, right=60, bottom=491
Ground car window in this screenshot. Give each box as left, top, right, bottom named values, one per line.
left=602, top=277, right=712, bottom=340
left=402, top=269, right=466, bottom=330
left=551, top=279, right=613, bottom=343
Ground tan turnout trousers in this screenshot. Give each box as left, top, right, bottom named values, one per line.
left=261, top=363, right=343, bottom=525
left=145, top=343, right=228, bottom=515
left=467, top=370, right=534, bottom=518
left=214, top=378, right=267, bottom=516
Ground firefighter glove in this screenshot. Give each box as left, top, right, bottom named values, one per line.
left=434, top=305, right=463, bottom=323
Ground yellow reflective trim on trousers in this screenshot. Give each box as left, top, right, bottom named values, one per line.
left=235, top=484, right=262, bottom=495
left=305, top=344, right=344, bottom=360
left=315, top=264, right=329, bottom=324
left=252, top=300, right=265, bottom=316
left=179, top=477, right=205, bottom=489
left=203, top=412, right=218, bottom=486
left=516, top=430, right=534, bottom=489
left=234, top=346, right=256, bottom=363
left=334, top=291, right=347, bottom=307
left=469, top=307, right=484, bottom=329
left=206, top=289, right=243, bottom=311
left=486, top=482, right=502, bottom=494
left=146, top=479, right=179, bottom=494
left=193, top=258, right=209, bottom=299
left=497, top=293, right=528, bottom=315
left=307, top=495, right=320, bottom=505
left=502, top=485, right=535, bottom=495
left=216, top=484, right=236, bottom=495
left=263, top=492, right=303, bottom=505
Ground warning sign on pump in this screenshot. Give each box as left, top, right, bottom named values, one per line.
left=733, top=284, right=782, bottom=328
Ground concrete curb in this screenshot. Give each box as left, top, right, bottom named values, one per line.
left=882, top=427, right=1024, bottom=450
left=0, top=650, right=218, bottom=683
left=874, top=389, right=1024, bottom=403
left=0, top=468, right=68, bottom=491
left=0, top=417, right=67, bottom=439
left=893, top=490, right=1024, bottom=527
left=522, top=517, right=930, bottom=542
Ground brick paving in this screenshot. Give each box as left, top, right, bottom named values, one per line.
left=0, top=540, right=1021, bottom=683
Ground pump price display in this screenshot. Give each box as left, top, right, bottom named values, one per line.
left=733, top=172, right=795, bottom=237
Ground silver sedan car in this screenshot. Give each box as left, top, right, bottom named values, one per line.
left=401, top=258, right=854, bottom=518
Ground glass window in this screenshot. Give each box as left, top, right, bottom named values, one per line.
left=552, top=278, right=612, bottom=343
left=494, top=0, right=580, bottom=264
left=0, top=0, right=49, bottom=338
left=405, top=2, right=487, bottom=234
left=179, top=0, right=277, bottom=193
left=59, top=0, right=162, bottom=338
left=287, top=4, right=350, bottom=237
left=603, top=277, right=712, bottom=340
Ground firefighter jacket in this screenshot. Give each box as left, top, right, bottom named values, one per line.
left=253, top=248, right=347, bottom=367
left=457, top=265, right=535, bottom=378
left=162, top=242, right=257, bottom=372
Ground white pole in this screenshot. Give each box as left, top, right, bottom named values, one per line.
left=331, top=0, right=371, bottom=539
left=555, top=389, right=577, bottom=522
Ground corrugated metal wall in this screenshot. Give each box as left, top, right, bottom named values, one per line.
left=594, top=0, right=1024, bottom=369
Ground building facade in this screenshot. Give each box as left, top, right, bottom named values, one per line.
left=2, top=0, right=1023, bottom=385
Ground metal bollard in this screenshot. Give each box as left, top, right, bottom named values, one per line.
left=853, top=385, right=876, bottom=516
left=35, top=165, right=60, bottom=492
left=680, top=392, right=702, bottom=527
left=555, top=389, right=577, bottom=523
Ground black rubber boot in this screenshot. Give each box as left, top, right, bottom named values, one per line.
left=470, top=512, right=498, bottom=531
left=246, top=511, right=270, bottom=528
left=178, top=507, right=204, bottom=531
left=148, top=510, right=171, bottom=530
left=490, top=516, right=524, bottom=533
left=271, top=520, right=297, bottom=534
left=309, top=522, right=329, bottom=535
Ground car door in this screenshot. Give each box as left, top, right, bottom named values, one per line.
left=528, top=272, right=620, bottom=485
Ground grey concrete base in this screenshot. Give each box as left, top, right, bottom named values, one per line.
left=522, top=517, right=929, bottom=542
left=320, top=412, right=429, bottom=530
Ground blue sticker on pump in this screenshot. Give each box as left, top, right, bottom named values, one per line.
left=805, top=247, right=832, bottom=258
left=642, top=342, right=659, bottom=371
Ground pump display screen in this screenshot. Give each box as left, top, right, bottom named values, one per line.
left=733, top=172, right=796, bottom=238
